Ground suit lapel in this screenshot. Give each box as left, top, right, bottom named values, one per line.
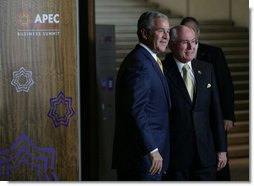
left=191, top=59, right=204, bottom=105
left=141, top=47, right=171, bottom=107
left=152, top=59, right=171, bottom=107
left=166, top=57, right=192, bottom=105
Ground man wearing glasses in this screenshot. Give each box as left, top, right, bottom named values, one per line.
left=162, top=25, right=227, bottom=181
left=180, top=16, right=235, bottom=181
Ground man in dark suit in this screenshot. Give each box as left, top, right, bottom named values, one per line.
left=112, top=11, right=171, bottom=181
left=180, top=16, right=235, bottom=181
left=163, top=25, right=227, bottom=181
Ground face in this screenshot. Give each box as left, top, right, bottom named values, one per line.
left=171, top=26, right=196, bottom=63
left=143, top=18, right=170, bottom=54
left=182, top=21, right=200, bottom=39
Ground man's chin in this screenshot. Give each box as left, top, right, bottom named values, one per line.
left=158, top=47, right=167, bottom=53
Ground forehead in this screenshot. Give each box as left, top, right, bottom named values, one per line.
left=178, top=27, right=195, bottom=39
left=154, top=17, right=170, bottom=27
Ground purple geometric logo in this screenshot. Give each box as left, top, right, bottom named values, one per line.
left=11, top=67, right=34, bottom=92
left=48, top=91, right=75, bottom=128
left=0, top=134, right=58, bottom=181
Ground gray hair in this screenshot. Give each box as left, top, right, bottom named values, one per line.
left=168, top=25, right=195, bottom=48
left=137, top=11, right=169, bottom=39
left=168, top=25, right=179, bottom=47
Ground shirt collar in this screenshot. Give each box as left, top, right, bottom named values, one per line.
left=139, top=43, right=157, bottom=61
left=173, top=57, right=192, bottom=73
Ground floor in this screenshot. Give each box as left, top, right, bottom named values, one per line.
left=229, top=158, right=249, bottom=181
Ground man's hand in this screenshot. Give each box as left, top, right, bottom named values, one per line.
left=149, top=150, right=163, bottom=175
left=224, top=120, right=234, bottom=131
left=217, top=152, right=227, bottom=171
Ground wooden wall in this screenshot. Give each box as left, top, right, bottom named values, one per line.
left=0, top=0, right=79, bottom=181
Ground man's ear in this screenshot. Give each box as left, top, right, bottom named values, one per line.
left=196, top=30, right=201, bottom=39
left=140, top=28, right=149, bottom=40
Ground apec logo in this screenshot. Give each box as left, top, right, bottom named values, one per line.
left=17, top=12, right=60, bottom=29
left=17, top=12, right=60, bottom=36
left=34, top=14, right=59, bottom=24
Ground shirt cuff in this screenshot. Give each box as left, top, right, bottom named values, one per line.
left=150, top=148, right=158, bottom=154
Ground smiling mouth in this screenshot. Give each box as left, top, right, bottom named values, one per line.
left=186, top=50, right=194, bottom=54
left=160, top=42, right=168, bottom=46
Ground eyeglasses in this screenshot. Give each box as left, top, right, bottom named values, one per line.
left=176, top=39, right=198, bottom=45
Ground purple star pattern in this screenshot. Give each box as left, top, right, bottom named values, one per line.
left=48, top=91, right=75, bottom=128
left=0, top=134, right=58, bottom=181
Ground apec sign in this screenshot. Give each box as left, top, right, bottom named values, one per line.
left=34, top=14, right=60, bottom=24
left=17, top=12, right=60, bottom=37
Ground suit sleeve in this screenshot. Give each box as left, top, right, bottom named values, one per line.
left=126, top=62, right=157, bottom=155
left=210, top=66, right=227, bottom=152
left=212, top=48, right=235, bottom=121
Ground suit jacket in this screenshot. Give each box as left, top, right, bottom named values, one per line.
left=197, top=43, right=235, bottom=121
left=112, top=44, right=171, bottom=175
left=163, top=54, right=227, bottom=170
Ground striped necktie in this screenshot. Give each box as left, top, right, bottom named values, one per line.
left=157, top=57, right=164, bottom=74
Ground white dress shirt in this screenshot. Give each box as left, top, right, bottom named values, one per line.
left=174, top=57, right=196, bottom=89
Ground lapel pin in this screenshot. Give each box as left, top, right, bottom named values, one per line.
left=207, top=83, right=211, bottom=88
left=198, top=70, right=202, bottom=75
